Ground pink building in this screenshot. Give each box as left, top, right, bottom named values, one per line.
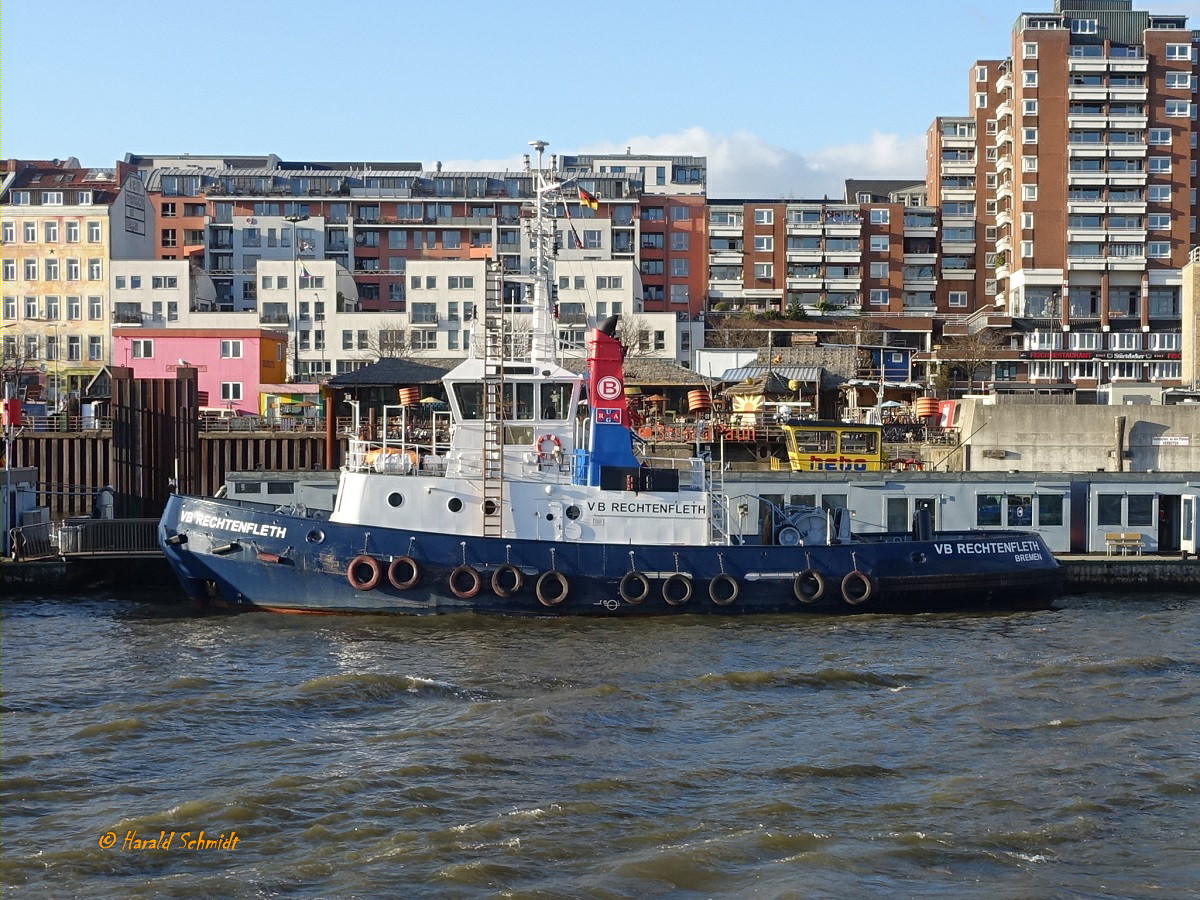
left=111, top=328, right=287, bottom=413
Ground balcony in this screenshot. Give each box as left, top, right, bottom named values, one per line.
left=995, top=127, right=1012, bottom=147
left=1109, top=58, right=1148, bottom=74
left=996, top=155, right=1013, bottom=174
left=941, top=187, right=975, bottom=202
left=1108, top=85, right=1148, bottom=101
left=1067, top=114, right=1108, bottom=129
left=1068, top=143, right=1107, bottom=157
left=1068, top=86, right=1108, bottom=102
left=1068, top=58, right=1109, bottom=73
left=1108, top=171, right=1147, bottom=186
left=996, top=208, right=1011, bottom=227
left=996, top=181, right=1013, bottom=201
left=260, top=312, right=290, bottom=324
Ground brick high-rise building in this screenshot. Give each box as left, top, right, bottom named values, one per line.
left=932, top=0, right=1197, bottom=393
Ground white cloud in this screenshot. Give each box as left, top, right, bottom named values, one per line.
left=441, top=127, right=928, bottom=199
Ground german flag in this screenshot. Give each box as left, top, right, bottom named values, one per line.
left=578, top=186, right=600, bottom=211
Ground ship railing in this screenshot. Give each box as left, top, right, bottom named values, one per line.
left=7, top=522, right=54, bottom=560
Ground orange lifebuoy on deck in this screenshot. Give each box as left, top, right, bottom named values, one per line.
left=535, top=433, right=563, bottom=462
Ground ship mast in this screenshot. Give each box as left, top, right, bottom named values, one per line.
left=528, top=140, right=557, bottom=368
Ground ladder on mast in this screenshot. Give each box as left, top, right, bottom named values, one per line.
left=481, top=261, right=505, bottom=537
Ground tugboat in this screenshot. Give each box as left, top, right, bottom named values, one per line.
left=158, top=143, right=1064, bottom=615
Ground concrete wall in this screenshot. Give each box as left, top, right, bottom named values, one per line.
left=957, top=399, right=1200, bottom=472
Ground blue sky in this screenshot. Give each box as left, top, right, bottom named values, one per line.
left=4, top=0, right=1197, bottom=196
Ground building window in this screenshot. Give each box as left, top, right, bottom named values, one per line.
left=975, top=65, right=987, bottom=82
left=132, top=339, right=154, bottom=358
left=41, top=192, right=63, bottom=205
left=88, top=335, right=102, bottom=361
left=1148, top=213, right=1171, bottom=230
left=1020, top=241, right=1034, bottom=257
left=869, top=262, right=889, bottom=279
left=670, top=258, right=689, bottom=277
left=1147, top=242, right=1171, bottom=258
left=869, top=289, right=888, bottom=305
left=753, top=262, right=773, bottom=279
left=669, top=283, right=689, bottom=304
left=1148, top=186, right=1171, bottom=203
left=1022, top=185, right=1038, bottom=201
left=670, top=232, right=689, bottom=251
left=87, top=222, right=101, bottom=243
left=1148, top=157, right=1171, bottom=173
left=1165, top=100, right=1191, bottom=118
left=88, top=296, right=102, bottom=319
left=949, top=291, right=968, bottom=307
left=88, top=259, right=102, bottom=280
left=753, top=235, right=773, bottom=252
left=869, top=209, right=889, bottom=225
left=596, top=276, right=623, bottom=290
left=1165, top=44, right=1191, bottom=60
left=221, top=340, right=243, bottom=358
left=1022, top=99, right=1038, bottom=116
left=152, top=275, right=177, bottom=289
left=66, top=336, right=81, bottom=360
left=1023, top=71, right=1038, bottom=87
left=1022, top=127, right=1038, bottom=144
left=65, top=259, right=80, bottom=280
left=1149, top=128, right=1172, bottom=145
left=1023, top=42, right=1037, bottom=58
left=221, top=382, right=243, bottom=402
left=975, top=92, right=987, bottom=109
left=869, top=235, right=889, bottom=252
left=410, top=330, right=437, bottom=351
left=753, top=209, right=774, bottom=225
left=23, top=296, right=38, bottom=318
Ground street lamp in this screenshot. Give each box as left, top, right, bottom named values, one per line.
left=285, top=213, right=309, bottom=382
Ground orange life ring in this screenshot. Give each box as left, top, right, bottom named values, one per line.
left=535, top=433, right=563, bottom=462
left=346, top=555, right=382, bottom=591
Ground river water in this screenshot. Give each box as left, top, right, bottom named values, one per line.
left=2, top=591, right=1197, bottom=898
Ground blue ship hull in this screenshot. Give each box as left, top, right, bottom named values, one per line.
left=158, top=495, right=1065, bottom=615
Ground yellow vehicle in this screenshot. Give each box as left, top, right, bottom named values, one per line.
left=779, top=421, right=888, bottom=472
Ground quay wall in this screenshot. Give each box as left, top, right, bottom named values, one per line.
left=957, top=402, right=1200, bottom=473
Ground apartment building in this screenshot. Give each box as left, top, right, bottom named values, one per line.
left=931, top=0, right=1197, bottom=392
left=111, top=326, right=287, bottom=414
left=0, top=159, right=155, bottom=400
left=705, top=182, right=937, bottom=362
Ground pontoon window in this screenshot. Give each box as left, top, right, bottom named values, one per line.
left=1037, top=494, right=1064, bottom=527
left=1007, top=494, right=1033, bottom=527
left=977, top=494, right=1002, bottom=526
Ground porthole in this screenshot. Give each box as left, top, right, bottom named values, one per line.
left=482, top=499, right=499, bottom=516
left=546, top=513, right=555, bottom=522
left=388, top=492, right=404, bottom=508
left=306, top=529, right=325, bottom=544
left=911, top=552, right=927, bottom=564
left=447, top=497, right=463, bottom=513
left=565, top=505, right=581, bottom=520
